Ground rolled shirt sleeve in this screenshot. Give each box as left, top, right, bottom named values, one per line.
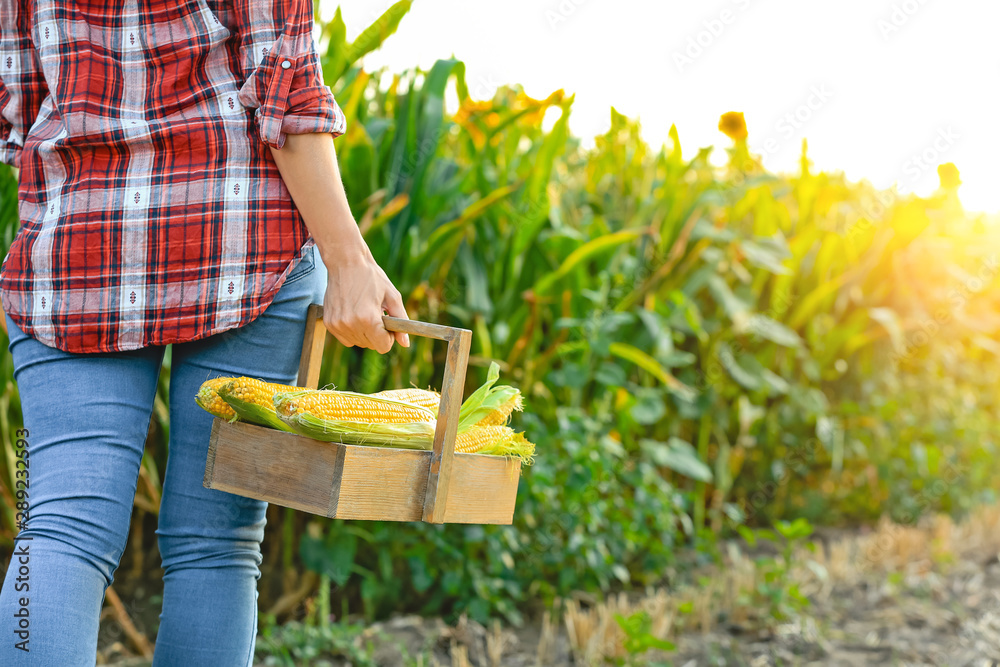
left=0, top=80, right=17, bottom=167
left=0, top=0, right=49, bottom=169
left=234, top=0, right=347, bottom=149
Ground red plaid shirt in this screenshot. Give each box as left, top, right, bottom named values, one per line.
left=0, top=0, right=346, bottom=353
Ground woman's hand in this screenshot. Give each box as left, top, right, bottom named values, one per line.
left=322, top=245, right=410, bottom=353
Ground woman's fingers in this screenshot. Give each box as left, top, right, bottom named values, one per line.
left=320, top=257, right=407, bottom=353
left=324, top=311, right=357, bottom=348
left=362, top=311, right=394, bottom=354
left=383, top=286, right=410, bottom=347
left=323, top=295, right=365, bottom=349
left=324, top=299, right=391, bottom=353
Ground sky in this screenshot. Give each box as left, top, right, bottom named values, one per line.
left=327, top=0, right=1000, bottom=214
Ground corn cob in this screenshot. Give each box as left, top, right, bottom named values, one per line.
left=371, top=387, right=441, bottom=414
left=221, top=377, right=307, bottom=409
left=454, top=424, right=535, bottom=463
left=454, top=424, right=514, bottom=453
left=277, top=389, right=436, bottom=423
left=196, top=377, right=238, bottom=421
left=370, top=385, right=523, bottom=426
left=274, top=390, right=438, bottom=447
left=217, top=377, right=307, bottom=432
left=197, top=362, right=537, bottom=464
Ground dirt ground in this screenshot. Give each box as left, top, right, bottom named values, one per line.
left=256, top=556, right=1000, bottom=666
left=100, top=507, right=1000, bottom=666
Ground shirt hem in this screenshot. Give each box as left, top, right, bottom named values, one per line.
left=0, top=239, right=317, bottom=354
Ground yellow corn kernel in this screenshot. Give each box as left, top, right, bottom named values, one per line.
left=222, top=377, right=306, bottom=411
left=277, top=390, right=436, bottom=424
left=196, top=376, right=238, bottom=420
left=453, top=425, right=536, bottom=463
left=372, top=387, right=441, bottom=413
left=454, top=425, right=516, bottom=454
left=475, top=392, right=524, bottom=427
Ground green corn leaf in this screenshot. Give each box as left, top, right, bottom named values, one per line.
left=534, top=229, right=645, bottom=295
left=715, top=342, right=762, bottom=391
left=740, top=236, right=792, bottom=275
left=609, top=342, right=694, bottom=398
left=330, top=1, right=413, bottom=83
left=640, top=438, right=713, bottom=483
left=417, top=185, right=518, bottom=269
left=322, top=7, right=348, bottom=87
left=510, top=99, right=573, bottom=260
left=741, top=314, right=802, bottom=348
left=707, top=274, right=751, bottom=325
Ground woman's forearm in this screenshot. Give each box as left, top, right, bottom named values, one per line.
left=268, top=130, right=409, bottom=352
left=269, top=132, right=369, bottom=268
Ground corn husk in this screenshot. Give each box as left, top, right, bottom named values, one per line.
left=456, top=362, right=525, bottom=431
left=496, top=432, right=535, bottom=465
left=217, top=381, right=297, bottom=433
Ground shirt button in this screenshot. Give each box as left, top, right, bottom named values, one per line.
left=281, top=60, right=291, bottom=69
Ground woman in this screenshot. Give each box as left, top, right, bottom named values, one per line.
left=0, top=0, right=407, bottom=664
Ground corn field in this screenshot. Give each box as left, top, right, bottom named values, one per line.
left=1, top=1, right=999, bottom=626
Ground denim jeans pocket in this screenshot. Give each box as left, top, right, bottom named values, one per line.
left=281, top=249, right=316, bottom=286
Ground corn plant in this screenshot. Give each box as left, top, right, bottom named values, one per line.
left=1, top=0, right=999, bottom=627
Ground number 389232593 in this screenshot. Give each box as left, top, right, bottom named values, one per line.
left=14, top=428, right=29, bottom=530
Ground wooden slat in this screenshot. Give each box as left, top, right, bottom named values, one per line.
left=334, top=446, right=430, bottom=521
left=333, top=448, right=516, bottom=524
left=441, top=455, right=521, bottom=524
left=205, top=420, right=339, bottom=515
left=297, top=303, right=326, bottom=390
left=381, top=315, right=460, bottom=341
left=203, top=429, right=219, bottom=488
left=421, top=327, right=472, bottom=523
left=325, top=446, right=347, bottom=518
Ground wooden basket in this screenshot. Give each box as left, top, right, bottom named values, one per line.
left=202, top=304, right=521, bottom=524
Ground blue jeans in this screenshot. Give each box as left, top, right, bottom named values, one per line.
left=0, top=248, right=323, bottom=666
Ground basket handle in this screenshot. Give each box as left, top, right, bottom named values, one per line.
left=297, top=304, right=473, bottom=523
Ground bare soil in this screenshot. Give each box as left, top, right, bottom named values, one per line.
left=100, top=508, right=1000, bottom=666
